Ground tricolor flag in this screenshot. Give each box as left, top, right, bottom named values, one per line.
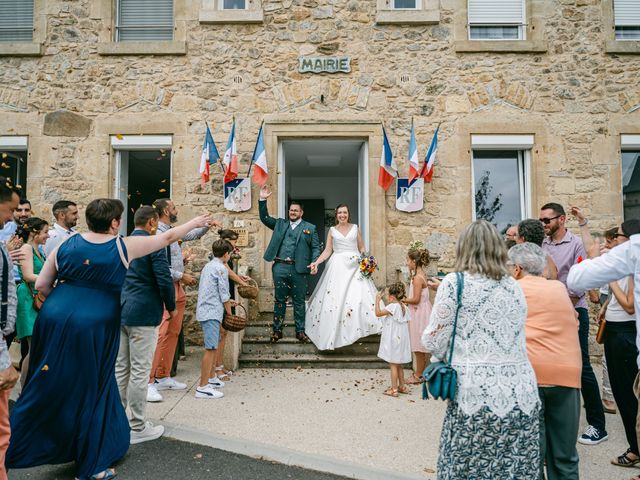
left=249, top=124, right=268, bottom=186
left=408, top=122, right=420, bottom=184
left=377, top=126, right=397, bottom=191
left=198, top=124, right=220, bottom=185
left=222, top=120, right=239, bottom=184
left=419, top=126, right=438, bottom=183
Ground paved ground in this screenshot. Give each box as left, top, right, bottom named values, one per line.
left=7, top=348, right=639, bottom=479
left=8, top=437, right=348, bottom=480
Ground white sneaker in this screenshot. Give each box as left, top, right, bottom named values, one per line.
left=154, top=377, right=187, bottom=391
left=130, top=421, right=165, bottom=445
left=208, top=376, right=225, bottom=388
left=146, top=385, right=163, bottom=402
left=195, top=384, right=224, bottom=399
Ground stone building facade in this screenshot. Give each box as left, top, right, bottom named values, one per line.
left=0, top=0, right=638, bottom=358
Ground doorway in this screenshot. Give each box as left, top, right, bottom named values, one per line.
left=279, top=139, right=368, bottom=294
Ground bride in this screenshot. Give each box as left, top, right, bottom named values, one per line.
left=305, top=204, right=381, bottom=350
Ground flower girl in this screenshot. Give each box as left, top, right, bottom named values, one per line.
left=375, top=283, right=412, bottom=397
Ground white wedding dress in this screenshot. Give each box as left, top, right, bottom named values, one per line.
left=305, top=224, right=382, bottom=350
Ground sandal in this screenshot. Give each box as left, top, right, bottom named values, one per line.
left=612, top=448, right=640, bottom=467
left=406, top=375, right=423, bottom=385
left=91, top=468, right=117, bottom=479
left=383, top=387, right=398, bottom=397
left=215, top=367, right=231, bottom=382
left=397, top=385, right=410, bottom=394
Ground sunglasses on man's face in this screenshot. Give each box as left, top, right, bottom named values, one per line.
left=538, top=215, right=561, bottom=225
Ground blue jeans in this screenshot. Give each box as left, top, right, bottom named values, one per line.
left=576, top=307, right=606, bottom=431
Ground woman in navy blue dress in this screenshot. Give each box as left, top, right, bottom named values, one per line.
left=6, top=199, right=213, bottom=479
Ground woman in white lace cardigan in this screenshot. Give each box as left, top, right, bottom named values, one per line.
left=422, top=220, right=541, bottom=480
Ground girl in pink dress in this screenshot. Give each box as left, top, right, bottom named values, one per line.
left=404, top=248, right=433, bottom=384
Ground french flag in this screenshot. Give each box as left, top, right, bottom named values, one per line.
left=377, top=126, right=397, bottom=191
left=250, top=124, right=268, bottom=186
left=223, top=120, right=239, bottom=184
left=419, top=126, right=438, bottom=183
left=408, top=122, right=420, bottom=184
left=198, top=124, right=220, bottom=185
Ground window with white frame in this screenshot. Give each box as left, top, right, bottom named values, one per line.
left=111, top=135, right=172, bottom=234
left=0, top=0, right=33, bottom=42
left=621, top=135, right=640, bottom=220
left=116, top=0, right=174, bottom=42
left=471, top=135, right=533, bottom=234
left=468, top=0, right=525, bottom=40
left=392, top=0, right=420, bottom=10
left=614, top=0, right=640, bottom=40
left=220, top=0, right=247, bottom=9
left=0, top=136, right=28, bottom=192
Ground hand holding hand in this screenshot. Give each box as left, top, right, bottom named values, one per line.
left=0, top=366, right=19, bottom=391
left=259, top=185, right=272, bottom=200
left=309, top=264, right=318, bottom=275
left=570, top=206, right=587, bottom=225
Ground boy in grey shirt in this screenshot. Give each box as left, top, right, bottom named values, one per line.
left=195, top=239, right=235, bottom=399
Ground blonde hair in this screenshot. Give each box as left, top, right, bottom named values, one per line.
left=454, top=220, right=509, bottom=280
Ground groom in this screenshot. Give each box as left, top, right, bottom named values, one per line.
left=259, top=185, right=320, bottom=344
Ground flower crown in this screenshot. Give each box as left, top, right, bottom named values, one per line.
left=408, top=240, right=424, bottom=252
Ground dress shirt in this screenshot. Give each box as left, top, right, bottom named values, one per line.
left=0, top=244, right=17, bottom=371
left=567, top=235, right=640, bottom=367
left=0, top=222, right=16, bottom=242
left=542, top=230, right=587, bottom=309
left=196, top=258, right=230, bottom=322
left=156, top=221, right=209, bottom=282
left=43, top=223, right=76, bottom=257
left=290, top=219, right=301, bottom=230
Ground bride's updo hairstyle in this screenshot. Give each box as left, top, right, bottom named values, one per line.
left=387, top=282, right=406, bottom=301
left=334, top=204, right=350, bottom=224
left=86, top=198, right=124, bottom=233
left=408, top=248, right=430, bottom=268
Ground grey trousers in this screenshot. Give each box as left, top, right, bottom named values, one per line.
left=115, top=326, right=159, bottom=432
left=539, top=386, right=580, bottom=480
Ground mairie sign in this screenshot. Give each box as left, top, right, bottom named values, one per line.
left=298, top=56, right=351, bottom=74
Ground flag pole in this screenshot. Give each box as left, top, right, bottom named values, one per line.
left=247, top=120, right=264, bottom=179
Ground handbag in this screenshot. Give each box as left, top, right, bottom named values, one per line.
left=25, top=282, right=45, bottom=312
left=596, top=319, right=606, bottom=344
left=422, top=272, right=464, bottom=401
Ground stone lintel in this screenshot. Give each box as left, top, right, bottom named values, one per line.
left=375, top=9, right=440, bottom=25
left=605, top=41, right=640, bottom=55
left=43, top=110, right=92, bottom=137
left=97, top=41, right=187, bottom=56
left=454, top=40, right=548, bottom=54
left=0, top=43, right=44, bottom=57
left=263, top=113, right=380, bottom=125
left=199, top=9, right=264, bottom=24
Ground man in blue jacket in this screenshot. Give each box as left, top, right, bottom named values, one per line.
left=115, top=206, right=176, bottom=445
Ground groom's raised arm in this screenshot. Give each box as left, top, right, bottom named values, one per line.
left=259, top=200, right=277, bottom=231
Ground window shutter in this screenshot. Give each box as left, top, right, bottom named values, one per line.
left=614, top=0, right=640, bottom=26
left=468, top=0, right=525, bottom=25
left=117, top=0, right=174, bottom=42
left=0, top=0, right=34, bottom=42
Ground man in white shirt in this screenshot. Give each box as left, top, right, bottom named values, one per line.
left=42, top=200, right=78, bottom=257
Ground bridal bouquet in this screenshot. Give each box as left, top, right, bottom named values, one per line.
left=355, top=252, right=378, bottom=279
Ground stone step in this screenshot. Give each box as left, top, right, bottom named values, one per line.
left=241, top=336, right=381, bottom=356
left=238, top=353, right=388, bottom=369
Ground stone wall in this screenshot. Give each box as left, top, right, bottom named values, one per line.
left=0, top=0, right=636, bottom=341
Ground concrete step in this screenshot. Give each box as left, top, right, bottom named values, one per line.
left=241, top=336, right=381, bottom=356
left=238, top=353, right=388, bottom=369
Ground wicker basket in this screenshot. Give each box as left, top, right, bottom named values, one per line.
left=222, top=305, right=247, bottom=332
left=237, top=278, right=259, bottom=300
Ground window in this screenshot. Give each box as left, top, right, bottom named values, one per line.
left=0, top=0, right=33, bottom=42
left=0, top=136, right=28, bottom=192
left=392, top=0, right=419, bottom=10
left=116, top=0, right=173, bottom=42
left=111, top=135, right=172, bottom=234
left=621, top=135, right=640, bottom=220
left=220, top=0, right=246, bottom=9
left=468, top=0, right=525, bottom=40
left=471, top=135, right=533, bottom=234
left=614, top=0, right=640, bottom=40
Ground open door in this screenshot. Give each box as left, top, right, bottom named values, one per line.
left=358, top=142, right=369, bottom=250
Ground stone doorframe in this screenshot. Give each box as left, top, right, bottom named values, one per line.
left=260, top=114, right=386, bottom=287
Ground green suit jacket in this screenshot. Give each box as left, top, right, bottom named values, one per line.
left=259, top=200, right=321, bottom=275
